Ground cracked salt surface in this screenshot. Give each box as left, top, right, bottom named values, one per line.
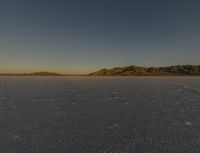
left=0, top=76, right=200, bottom=153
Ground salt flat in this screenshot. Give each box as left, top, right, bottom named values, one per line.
left=0, top=76, right=200, bottom=153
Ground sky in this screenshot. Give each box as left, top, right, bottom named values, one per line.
left=0, top=0, right=200, bottom=74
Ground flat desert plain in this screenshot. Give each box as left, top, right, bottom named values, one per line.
left=0, top=77, right=200, bottom=153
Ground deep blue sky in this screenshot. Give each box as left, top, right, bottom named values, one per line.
left=0, top=0, right=200, bottom=74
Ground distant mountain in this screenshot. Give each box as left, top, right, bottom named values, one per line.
left=30, top=72, right=62, bottom=76
left=90, top=65, right=200, bottom=76
left=0, top=72, right=64, bottom=76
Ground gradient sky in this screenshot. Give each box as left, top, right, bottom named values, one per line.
left=0, top=0, right=200, bottom=74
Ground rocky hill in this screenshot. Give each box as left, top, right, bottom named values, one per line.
left=90, top=65, right=200, bottom=76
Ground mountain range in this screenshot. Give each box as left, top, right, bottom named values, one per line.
left=0, top=72, right=63, bottom=76
left=89, top=65, right=200, bottom=76
left=1, top=65, right=200, bottom=76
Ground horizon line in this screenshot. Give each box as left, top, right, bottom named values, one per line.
left=0, top=64, right=200, bottom=76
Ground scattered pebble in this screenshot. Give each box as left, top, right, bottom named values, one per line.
left=146, top=137, right=153, bottom=141
left=108, top=123, right=119, bottom=129
left=72, top=102, right=77, bottom=105
left=185, top=121, right=192, bottom=127
left=13, top=134, right=21, bottom=141
left=112, top=123, right=119, bottom=128
left=196, top=89, right=200, bottom=93
left=76, top=94, right=81, bottom=97
left=114, top=96, right=120, bottom=100
left=0, top=97, right=7, bottom=100
left=112, top=91, right=118, bottom=95
left=50, top=99, right=56, bottom=102
left=183, top=85, right=189, bottom=89
left=85, top=93, right=90, bottom=96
